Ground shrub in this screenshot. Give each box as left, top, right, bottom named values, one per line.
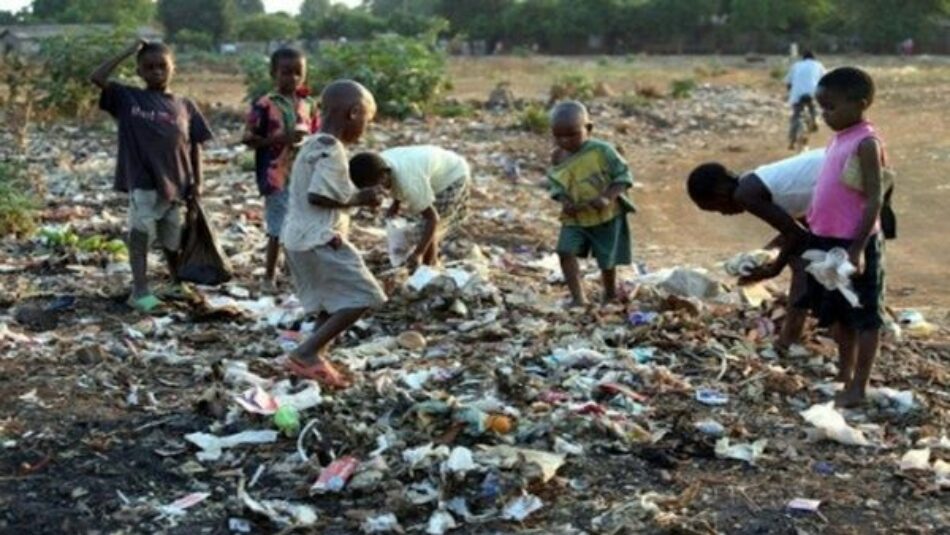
left=770, top=65, right=786, bottom=81
left=36, top=30, right=137, bottom=119
left=635, top=84, right=663, bottom=99
left=670, top=78, right=697, bottom=99
left=174, top=29, right=215, bottom=52
left=0, top=161, right=39, bottom=237
left=430, top=99, right=476, bottom=119
left=519, top=104, right=550, bottom=135
left=239, top=34, right=448, bottom=119
left=550, top=73, right=595, bottom=102
left=616, top=92, right=650, bottom=116
left=315, top=34, right=448, bottom=119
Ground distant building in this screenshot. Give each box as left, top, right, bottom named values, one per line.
left=0, top=24, right=163, bottom=55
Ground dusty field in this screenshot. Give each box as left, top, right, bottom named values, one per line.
left=1, top=55, right=948, bottom=535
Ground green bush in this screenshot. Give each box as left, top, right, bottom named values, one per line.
left=0, top=161, right=39, bottom=237
left=616, top=92, right=650, bottom=116
left=37, top=30, right=137, bottom=119
left=670, top=78, right=697, bottom=99
left=430, top=99, right=476, bottom=119
left=315, top=34, right=448, bottom=119
left=239, top=34, right=448, bottom=119
left=550, top=73, right=595, bottom=102
left=174, top=29, right=215, bottom=52
left=519, top=104, right=550, bottom=135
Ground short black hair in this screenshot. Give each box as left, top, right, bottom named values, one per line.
left=818, top=66, right=875, bottom=104
left=270, top=47, right=305, bottom=72
left=802, top=50, right=815, bottom=60
left=349, top=152, right=390, bottom=188
left=686, top=163, right=737, bottom=205
left=137, top=42, right=172, bottom=63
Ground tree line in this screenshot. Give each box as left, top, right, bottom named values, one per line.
left=2, top=0, right=947, bottom=54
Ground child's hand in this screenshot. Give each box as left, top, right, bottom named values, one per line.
left=588, top=196, right=609, bottom=211
left=848, top=244, right=865, bottom=276
left=561, top=199, right=578, bottom=216
left=327, top=235, right=343, bottom=250
left=353, top=187, right=383, bottom=208
left=739, top=262, right=781, bottom=285
left=128, top=39, right=147, bottom=53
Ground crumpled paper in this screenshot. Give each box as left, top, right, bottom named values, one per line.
left=801, top=247, right=860, bottom=307
left=800, top=403, right=871, bottom=446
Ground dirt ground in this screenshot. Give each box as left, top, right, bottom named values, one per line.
left=2, top=55, right=948, bottom=534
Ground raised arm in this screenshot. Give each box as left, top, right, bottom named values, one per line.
left=89, top=39, right=145, bottom=89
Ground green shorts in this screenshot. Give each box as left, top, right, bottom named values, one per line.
left=129, top=189, right=183, bottom=251
left=557, top=215, right=632, bottom=270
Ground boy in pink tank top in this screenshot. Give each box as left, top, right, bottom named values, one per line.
left=799, top=67, right=887, bottom=408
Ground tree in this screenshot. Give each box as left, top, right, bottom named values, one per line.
left=234, top=0, right=265, bottom=17
left=299, top=0, right=331, bottom=20
left=237, top=13, right=301, bottom=43
left=158, top=0, right=236, bottom=45
left=366, top=0, right=438, bottom=17
left=30, top=0, right=154, bottom=25
left=302, top=5, right=384, bottom=40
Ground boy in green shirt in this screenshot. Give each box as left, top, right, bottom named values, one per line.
left=548, top=101, right=635, bottom=306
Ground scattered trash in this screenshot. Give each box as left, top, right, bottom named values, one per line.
left=362, top=513, right=402, bottom=533
left=897, top=309, right=937, bottom=337
left=724, top=249, right=774, bottom=277
left=787, top=498, right=822, bottom=513
left=802, top=248, right=860, bottom=307
left=185, top=430, right=279, bottom=461
left=155, top=492, right=211, bottom=519
left=800, top=403, right=872, bottom=447
left=714, top=438, right=767, bottom=464
left=695, top=388, right=729, bottom=406
left=502, top=493, right=544, bottom=521
left=311, top=456, right=360, bottom=493
left=238, top=480, right=317, bottom=527
left=426, top=509, right=457, bottom=535
left=273, top=405, right=301, bottom=437
left=899, top=448, right=931, bottom=471
left=694, top=419, right=726, bottom=437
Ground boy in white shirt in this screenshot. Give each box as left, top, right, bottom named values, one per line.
left=349, top=146, right=471, bottom=268
left=785, top=51, right=826, bottom=148
left=281, top=80, right=386, bottom=388
left=686, top=149, right=824, bottom=350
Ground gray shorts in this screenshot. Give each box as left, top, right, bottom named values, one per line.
left=285, top=240, right=387, bottom=315
left=264, top=190, right=289, bottom=238
left=129, top=189, right=183, bottom=250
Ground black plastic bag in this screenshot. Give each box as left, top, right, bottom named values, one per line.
left=176, top=200, right=232, bottom=285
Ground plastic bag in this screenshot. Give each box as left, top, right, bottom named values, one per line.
left=386, top=218, right=414, bottom=267
left=177, top=200, right=232, bottom=285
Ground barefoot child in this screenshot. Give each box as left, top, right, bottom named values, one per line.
left=686, top=149, right=824, bottom=349
left=90, top=41, right=212, bottom=313
left=280, top=80, right=386, bottom=388
left=801, top=67, right=888, bottom=407
left=348, top=146, right=471, bottom=269
left=243, top=47, right=320, bottom=291
left=547, top=101, right=635, bottom=305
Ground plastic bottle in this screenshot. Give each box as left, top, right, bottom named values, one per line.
left=273, top=405, right=300, bottom=437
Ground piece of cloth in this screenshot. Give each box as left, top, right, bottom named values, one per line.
left=557, top=214, right=632, bottom=270
left=245, top=93, right=320, bottom=195
left=264, top=189, right=290, bottom=238
left=284, top=240, right=387, bottom=315
left=281, top=134, right=355, bottom=252
left=129, top=188, right=184, bottom=250
left=430, top=174, right=470, bottom=238
left=808, top=121, right=883, bottom=239
left=749, top=148, right=824, bottom=219
left=100, top=83, right=213, bottom=200
left=381, top=146, right=470, bottom=215
left=796, top=234, right=885, bottom=331
left=784, top=58, right=825, bottom=106
left=548, top=139, right=635, bottom=228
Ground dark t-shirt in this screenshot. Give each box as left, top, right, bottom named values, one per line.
left=100, top=83, right=213, bottom=200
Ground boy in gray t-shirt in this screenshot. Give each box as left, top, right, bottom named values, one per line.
left=90, top=40, right=213, bottom=313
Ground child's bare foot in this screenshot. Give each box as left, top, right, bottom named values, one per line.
left=834, top=388, right=866, bottom=408
left=833, top=371, right=852, bottom=384
left=285, top=354, right=350, bottom=389
left=564, top=298, right=588, bottom=310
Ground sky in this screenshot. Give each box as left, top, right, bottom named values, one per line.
left=0, top=0, right=361, bottom=15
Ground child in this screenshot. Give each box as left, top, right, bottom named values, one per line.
left=801, top=67, right=887, bottom=407
left=785, top=50, right=825, bottom=148
left=686, top=149, right=824, bottom=349
left=280, top=80, right=386, bottom=388
left=547, top=101, right=635, bottom=306
left=349, top=146, right=471, bottom=268
left=243, top=47, right=320, bottom=291
left=90, top=40, right=213, bottom=313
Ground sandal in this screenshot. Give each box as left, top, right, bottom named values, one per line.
left=128, top=294, right=164, bottom=314
left=284, top=356, right=351, bottom=389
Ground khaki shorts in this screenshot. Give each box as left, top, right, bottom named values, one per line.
left=129, top=189, right=183, bottom=251
left=285, top=240, right=387, bottom=315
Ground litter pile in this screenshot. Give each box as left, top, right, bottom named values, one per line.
left=0, top=85, right=947, bottom=534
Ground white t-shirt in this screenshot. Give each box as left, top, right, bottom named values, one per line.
left=749, top=149, right=824, bottom=219
left=281, top=134, right=355, bottom=251
left=785, top=59, right=825, bottom=106
left=381, top=146, right=470, bottom=215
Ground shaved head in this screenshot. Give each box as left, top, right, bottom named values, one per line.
left=321, top=79, right=376, bottom=115
left=550, top=100, right=589, bottom=127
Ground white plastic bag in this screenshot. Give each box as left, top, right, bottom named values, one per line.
left=386, top=218, right=414, bottom=267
